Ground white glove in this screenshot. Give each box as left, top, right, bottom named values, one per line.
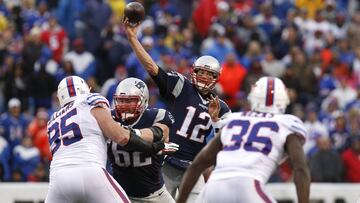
left=157, top=142, right=179, bottom=155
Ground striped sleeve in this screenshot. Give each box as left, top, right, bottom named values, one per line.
left=282, top=114, right=307, bottom=144
left=151, top=68, right=186, bottom=100
left=86, top=93, right=110, bottom=110
left=154, top=109, right=175, bottom=127
left=169, top=72, right=185, bottom=98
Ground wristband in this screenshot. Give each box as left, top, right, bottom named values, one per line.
left=212, top=119, right=224, bottom=129
left=133, top=129, right=141, bottom=137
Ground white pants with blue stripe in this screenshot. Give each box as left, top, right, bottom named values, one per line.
left=45, top=166, right=130, bottom=203
left=196, top=176, right=277, bottom=203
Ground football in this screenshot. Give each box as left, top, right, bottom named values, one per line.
left=124, top=2, right=145, bottom=26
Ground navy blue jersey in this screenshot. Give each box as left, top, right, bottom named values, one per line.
left=108, top=108, right=174, bottom=198
left=151, top=67, right=231, bottom=165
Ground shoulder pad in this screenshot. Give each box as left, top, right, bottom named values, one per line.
left=86, top=93, right=110, bottom=109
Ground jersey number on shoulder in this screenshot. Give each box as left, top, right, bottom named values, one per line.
left=112, top=143, right=152, bottom=167
left=176, top=106, right=211, bottom=143
left=223, top=120, right=279, bottom=155
left=47, top=109, right=83, bottom=155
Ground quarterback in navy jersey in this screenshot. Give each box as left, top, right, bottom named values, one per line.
left=108, top=78, right=176, bottom=203
left=123, top=19, right=231, bottom=201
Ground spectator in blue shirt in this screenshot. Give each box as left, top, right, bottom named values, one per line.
left=100, top=65, right=127, bottom=104
left=0, top=98, right=29, bottom=151
left=126, top=37, right=160, bottom=81
left=345, top=85, right=360, bottom=111
left=56, top=0, right=85, bottom=40
left=203, top=29, right=236, bottom=64
left=12, top=136, right=40, bottom=181
left=0, top=136, right=11, bottom=181
left=78, top=0, right=112, bottom=53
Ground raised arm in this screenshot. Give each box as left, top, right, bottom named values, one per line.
left=177, top=134, right=222, bottom=203
left=285, top=133, right=311, bottom=203
left=124, top=19, right=159, bottom=76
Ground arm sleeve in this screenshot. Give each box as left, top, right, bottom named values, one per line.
left=150, top=67, right=186, bottom=100
left=122, top=129, right=164, bottom=153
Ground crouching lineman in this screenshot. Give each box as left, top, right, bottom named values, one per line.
left=108, top=77, right=178, bottom=203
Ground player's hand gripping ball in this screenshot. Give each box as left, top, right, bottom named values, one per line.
left=124, top=2, right=145, bottom=26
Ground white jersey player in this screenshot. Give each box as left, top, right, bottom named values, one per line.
left=178, top=77, right=311, bottom=203
left=45, top=76, right=165, bottom=203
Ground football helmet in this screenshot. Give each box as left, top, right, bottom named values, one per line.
left=191, top=55, right=221, bottom=93
left=57, top=76, right=90, bottom=107
left=113, top=78, right=149, bottom=124
left=248, top=77, right=290, bottom=114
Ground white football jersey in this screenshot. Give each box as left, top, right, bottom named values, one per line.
left=48, top=93, right=110, bottom=170
left=210, top=111, right=307, bottom=184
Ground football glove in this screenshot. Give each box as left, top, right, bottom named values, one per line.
left=157, top=142, right=179, bottom=155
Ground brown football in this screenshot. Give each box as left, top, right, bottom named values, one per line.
left=124, top=2, right=145, bottom=26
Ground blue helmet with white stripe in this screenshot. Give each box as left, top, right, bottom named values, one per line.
left=57, top=76, right=90, bottom=107
left=248, top=77, right=289, bottom=114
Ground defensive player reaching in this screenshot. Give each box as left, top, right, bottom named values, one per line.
left=123, top=19, right=231, bottom=201
left=177, top=77, right=310, bottom=203
left=108, top=77, right=177, bottom=203
left=45, top=76, right=166, bottom=203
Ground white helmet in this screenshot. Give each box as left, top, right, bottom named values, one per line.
left=113, top=78, right=149, bottom=124
left=57, top=76, right=90, bottom=107
left=191, top=55, right=221, bottom=93
left=248, top=77, right=290, bottom=114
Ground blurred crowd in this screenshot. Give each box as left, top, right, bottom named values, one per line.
left=0, top=0, right=359, bottom=184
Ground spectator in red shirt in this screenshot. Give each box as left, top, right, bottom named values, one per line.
left=41, top=16, right=68, bottom=63
left=218, top=53, right=247, bottom=109
left=192, top=0, right=217, bottom=38
left=342, top=136, right=360, bottom=182
left=27, top=108, right=51, bottom=162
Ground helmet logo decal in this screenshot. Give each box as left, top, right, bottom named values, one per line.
left=265, top=77, right=275, bottom=106
left=66, top=77, right=77, bottom=97
left=135, top=81, right=145, bottom=92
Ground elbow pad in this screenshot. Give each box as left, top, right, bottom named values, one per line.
left=149, top=126, right=164, bottom=142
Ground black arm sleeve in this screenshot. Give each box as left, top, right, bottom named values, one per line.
left=122, top=129, right=164, bottom=153
left=149, top=126, right=164, bottom=142
left=150, top=66, right=168, bottom=97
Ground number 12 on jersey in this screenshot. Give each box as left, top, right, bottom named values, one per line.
left=176, top=106, right=211, bottom=143
left=223, top=120, right=279, bottom=155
